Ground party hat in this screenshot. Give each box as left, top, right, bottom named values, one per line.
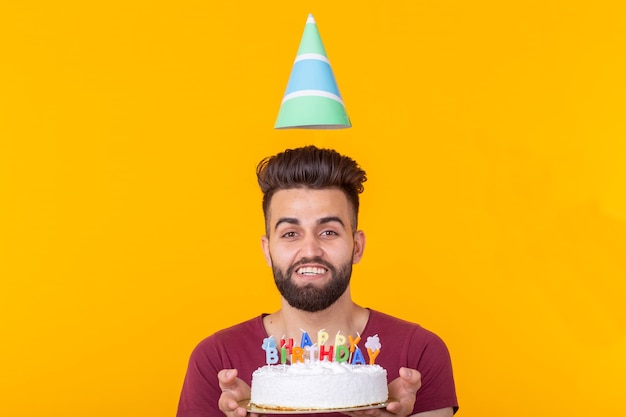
left=275, top=14, right=351, bottom=129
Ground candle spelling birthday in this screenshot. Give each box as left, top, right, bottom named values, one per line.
left=261, top=330, right=381, bottom=365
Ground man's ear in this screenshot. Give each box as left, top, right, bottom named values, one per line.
left=261, top=235, right=272, bottom=267
left=352, top=230, right=366, bottom=264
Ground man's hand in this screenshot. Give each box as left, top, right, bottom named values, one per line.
left=218, top=369, right=256, bottom=417
left=345, top=367, right=422, bottom=417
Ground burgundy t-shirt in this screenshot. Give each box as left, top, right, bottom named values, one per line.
left=177, top=309, right=458, bottom=416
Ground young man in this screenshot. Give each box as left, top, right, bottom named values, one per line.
left=177, top=146, right=458, bottom=417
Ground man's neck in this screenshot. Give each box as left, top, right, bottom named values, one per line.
left=263, top=295, right=370, bottom=344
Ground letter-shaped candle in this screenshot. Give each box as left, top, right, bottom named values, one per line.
left=280, top=337, right=294, bottom=354
left=262, top=336, right=278, bottom=365
left=305, top=344, right=318, bottom=362
left=367, top=348, right=381, bottom=364
left=319, top=345, right=334, bottom=362
left=351, top=346, right=366, bottom=365
left=364, top=334, right=382, bottom=365
left=300, top=330, right=313, bottom=348
left=349, top=334, right=361, bottom=352
left=291, top=346, right=305, bottom=363
left=265, top=347, right=279, bottom=365
left=335, top=331, right=346, bottom=347
left=317, top=329, right=329, bottom=346
left=335, top=345, right=350, bottom=362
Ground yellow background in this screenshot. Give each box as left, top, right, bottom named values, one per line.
left=1, top=1, right=625, bottom=416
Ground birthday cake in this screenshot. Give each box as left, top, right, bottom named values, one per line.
left=249, top=331, right=388, bottom=410
left=250, top=361, right=388, bottom=410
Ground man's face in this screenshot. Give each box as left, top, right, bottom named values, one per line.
left=261, top=188, right=365, bottom=312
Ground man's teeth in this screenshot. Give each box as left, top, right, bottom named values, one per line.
left=297, top=267, right=326, bottom=275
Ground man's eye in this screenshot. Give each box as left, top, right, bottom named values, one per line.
left=321, top=230, right=338, bottom=236
left=282, top=231, right=297, bottom=238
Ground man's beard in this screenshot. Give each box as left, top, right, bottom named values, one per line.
left=272, top=257, right=352, bottom=312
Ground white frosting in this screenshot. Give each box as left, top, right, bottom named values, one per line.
left=250, top=361, right=388, bottom=409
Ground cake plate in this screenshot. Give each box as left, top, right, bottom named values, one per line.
left=239, top=399, right=390, bottom=414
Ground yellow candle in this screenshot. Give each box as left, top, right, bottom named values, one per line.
left=348, top=334, right=361, bottom=352
left=317, top=329, right=329, bottom=345
left=367, top=348, right=381, bottom=365
left=335, top=331, right=346, bottom=347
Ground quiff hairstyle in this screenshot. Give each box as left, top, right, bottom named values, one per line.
left=256, top=145, right=367, bottom=234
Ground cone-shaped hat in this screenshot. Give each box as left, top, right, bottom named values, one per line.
left=275, top=14, right=351, bottom=129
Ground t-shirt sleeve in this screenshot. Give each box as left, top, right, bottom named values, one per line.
left=410, top=330, right=458, bottom=414
left=176, top=337, right=223, bottom=417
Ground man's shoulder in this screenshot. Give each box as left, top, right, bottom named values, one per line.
left=369, top=309, right=423, bottom=331
left=192, top=314, right=266, bottom=352
left=214, top=314, right=266, bottom=336
left=368, top=309, right=445, bottom=343
left=185, top=315, right=268, bottom=383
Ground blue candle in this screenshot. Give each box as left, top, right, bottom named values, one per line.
left=351, top=346, right=366, bottom=365
left=300, top=329, right=313, bottom=348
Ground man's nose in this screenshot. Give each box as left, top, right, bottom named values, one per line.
left=301, top=234, right=324, bottom=257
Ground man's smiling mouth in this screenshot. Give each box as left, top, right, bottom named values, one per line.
left=297, top=266, right=327, bottom=276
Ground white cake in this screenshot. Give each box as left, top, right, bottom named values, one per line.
left=250, top=361, right=388, bottom=410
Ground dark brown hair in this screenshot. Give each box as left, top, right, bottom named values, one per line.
left=257, top=145, right=367, bottom=233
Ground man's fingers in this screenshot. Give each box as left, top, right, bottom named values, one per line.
left=218, top=391, right=248, bottom=417
left=218, top=369, right=239, bottom=389
left=400, top=367, right=422, bottom=394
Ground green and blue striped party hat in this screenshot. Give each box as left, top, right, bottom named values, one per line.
left=275, top=14, right=351, bottom=129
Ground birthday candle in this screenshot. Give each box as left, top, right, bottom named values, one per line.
left=262, top=336, right=276, bottom=351
left=351, top=346, right=366, bottom=365
left=262, top=336, right=278, bottom=365
left=335, top=345, right=350, bottom=362
left=335, top=331, right=346, bottom=347
left=291, top=346, right=305, bottom=363
left=280, top=337, right=294, bottom=353
left=265, top=347, right=279, bottom=365
left=300, top=329, right=313, bottom=348
left=317, top=329, right=329, bottom=346
left=367, top=348, right=381, bottom=364
left=319, top=345, right=334, bottom=362
left=364, top=334, right=382, bottom=364
left=348, top=333, right=361, bottom=352
left=305, top=344, right=319, bottom=362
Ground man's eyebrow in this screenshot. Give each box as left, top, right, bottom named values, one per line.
left=274, top=217, right=299, bottom=231
left=273, top=216, right=346, bottom=231
left=318, top=216, right=346, bottom=228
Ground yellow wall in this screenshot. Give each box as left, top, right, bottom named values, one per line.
left=1, top=1, right=624, bottom=416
